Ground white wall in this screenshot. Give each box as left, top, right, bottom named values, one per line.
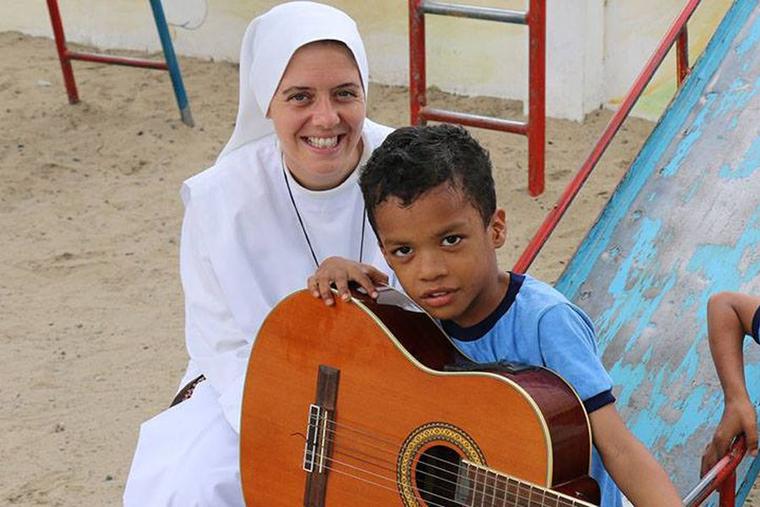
left=1, top=0, right=732, bottom=121
left=603, top=0, right=733, bottom=119
left=545, top=0, right=605, bottom=121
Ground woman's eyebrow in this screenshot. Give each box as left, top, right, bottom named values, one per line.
left=334, top=82, right=361, bottom=89
left=279, top=86, right=312, bottom=95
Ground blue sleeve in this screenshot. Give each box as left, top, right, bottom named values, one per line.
left=753, top=306, right=760, bottom=344
left=537, top=304, right=614, bottom=412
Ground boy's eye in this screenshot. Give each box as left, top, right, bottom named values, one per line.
left=392, top=246, right=413, bottom=258
left=442, top=235, right=462, bottom=247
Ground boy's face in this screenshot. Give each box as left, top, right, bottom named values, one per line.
left=374, top=183, right=508, bottom=327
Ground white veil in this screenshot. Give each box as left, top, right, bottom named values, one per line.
left=217, top=1, right=369, bottom=162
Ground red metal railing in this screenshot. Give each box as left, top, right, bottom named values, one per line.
left=683, top=436, right=747, bottom=506
left=409, top=0, right=546, bottom=196
left=513, top=0, right=701, bottom=273
left=677, top=28, right=691, bottom=85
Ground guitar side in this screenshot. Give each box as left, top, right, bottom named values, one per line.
left=240, top=287, right=598, bottom=506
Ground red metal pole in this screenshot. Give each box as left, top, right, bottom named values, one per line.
left=409, top=0, right=426, bottom=125
left=683, top=436, right=745, bottom=506
left=514, top=0, right=703, bottom=273
left=677, top=28, right=690, bottom=86
left=46, top=0, right=79, bottom=104
left=527, top=0, right=546, bottom=196
left=67, top=51, right=168, bottom=70
left=718, top=471, right=736, bottom=507
left=420, top=107, right=527, bottom=134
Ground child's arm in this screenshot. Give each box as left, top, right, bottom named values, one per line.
left=307, top=256, right=388, bottom=305
left=590, top=404, right=682, bottom=505
left=701, top=292, right=760, bottom=474
left=537, top=305, right=680, bottom=503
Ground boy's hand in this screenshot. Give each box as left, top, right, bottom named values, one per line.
left=701, top=398, right=758, bottom=475
left=308, top=256, right=389, bottom=306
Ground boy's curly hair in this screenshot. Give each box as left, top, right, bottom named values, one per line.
left=360, top=124, right=496, bottom=230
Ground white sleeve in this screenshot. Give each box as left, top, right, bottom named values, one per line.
left=179, top=196, right=253, bottom=433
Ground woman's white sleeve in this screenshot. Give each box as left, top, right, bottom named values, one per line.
left=179, top=199, right=253, bottom=433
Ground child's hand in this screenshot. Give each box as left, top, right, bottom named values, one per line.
left=307, top=256, right=389, bottom=306
left=701, top=397, right=758, bottom=475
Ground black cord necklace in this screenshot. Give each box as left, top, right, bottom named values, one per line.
left=281, top=163, right=366, bottom=269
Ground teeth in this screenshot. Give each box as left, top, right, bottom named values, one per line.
left=306, top=136, right=338, bottom=148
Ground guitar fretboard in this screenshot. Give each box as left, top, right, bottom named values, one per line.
left=457, top=460, right=596, bottom=507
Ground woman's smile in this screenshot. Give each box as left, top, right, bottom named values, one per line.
left=304, top=135, right=340, bottom=149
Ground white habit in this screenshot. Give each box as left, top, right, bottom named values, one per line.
left=124, top=2, right=393, bottom=505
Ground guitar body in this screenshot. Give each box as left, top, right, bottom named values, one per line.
left=241, top=287, right=599, bottom=506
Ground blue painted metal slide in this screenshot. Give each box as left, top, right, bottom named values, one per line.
left=555, top=0, right=760, bottom=501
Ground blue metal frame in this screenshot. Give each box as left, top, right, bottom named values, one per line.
left=149, top=0, right=194, bottom=126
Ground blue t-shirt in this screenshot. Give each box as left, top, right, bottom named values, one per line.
left=441, top=273, right=622, bottom=507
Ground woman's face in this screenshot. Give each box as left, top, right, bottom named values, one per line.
left=268, top=42, right=366, bottom=190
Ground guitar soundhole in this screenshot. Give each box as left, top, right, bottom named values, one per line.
left=415, top=445, right=462, bottom=506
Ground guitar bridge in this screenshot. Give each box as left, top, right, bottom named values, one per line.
left=303, top=365, right=340, bottom=507
left=303, top=404, right=321, bottom=472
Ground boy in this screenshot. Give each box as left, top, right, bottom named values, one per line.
left=701, top=291, right=760, bottom=475
left=309, top=124, right=681, bottom=505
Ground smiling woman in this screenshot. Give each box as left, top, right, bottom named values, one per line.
left=268, top=41, right=367, bottom=190
left=122, top=2, right=395, bottom=505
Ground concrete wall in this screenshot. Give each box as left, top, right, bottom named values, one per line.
left=604, top=0, right=734, bottom=119
left=2, top=0, right=733, bottom=120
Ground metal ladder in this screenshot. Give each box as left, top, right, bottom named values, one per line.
left=408, top=0, right=545, bottom=195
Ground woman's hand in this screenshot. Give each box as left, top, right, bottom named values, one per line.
left=308, top=256, right=389, bottom=306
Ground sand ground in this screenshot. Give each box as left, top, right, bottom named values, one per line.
left=1, top=31, right=755, bottom=505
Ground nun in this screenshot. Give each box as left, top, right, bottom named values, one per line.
left=124, top=2, right=394, bottom=504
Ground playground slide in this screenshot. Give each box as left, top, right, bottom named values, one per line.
left=555, top=0, right=760, bottom=501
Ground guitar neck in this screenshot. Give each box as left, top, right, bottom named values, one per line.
left=458, top=460, right=596, bottom=507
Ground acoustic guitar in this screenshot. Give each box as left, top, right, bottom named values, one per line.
left=241, top=286, right=600, bottom=506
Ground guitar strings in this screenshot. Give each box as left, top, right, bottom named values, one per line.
left=317, top=462, right=462, bottom=507
left=307, top=424, right=473, bottom=503
left=316, top=457, right=584, bottom=507
left=312, top=418, right=562, bottom=500
left=320, top=454, right=467, bottom=507
left=317, top=453, right=585, bottom=507
left=313, top=419, right=465, bottom=481
left=310, top=426, right=464, bottom=495
left=309, top=418, right=582, bottom=506
left=303, top=419, right=589, bottom=507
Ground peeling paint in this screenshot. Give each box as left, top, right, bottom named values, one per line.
left=555, top=0, right=760, bottom=499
